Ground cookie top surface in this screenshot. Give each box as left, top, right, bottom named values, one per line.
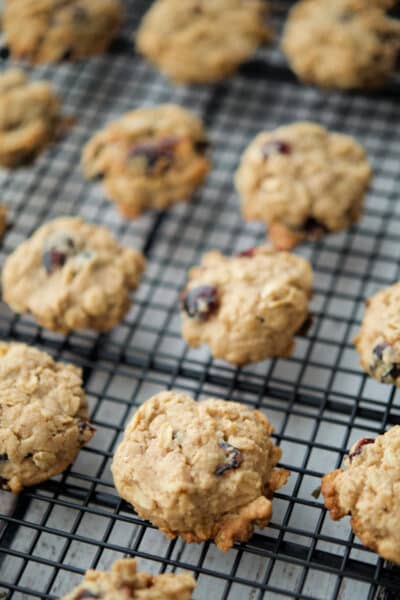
left=355, top=283, right=400, bottom=385
left=112, top=391, right=289, bottom=551
left=0, top=69, right=62, bottom=167
left=62, top=558, right=195, bottom=600
left=282, top=0, right=400, bottom=89
left=322, top=426, right=400, bottom=564
left=82, top=104, right=210, bottom=218
left=2, top=216, right=145, bottom=333
left=235, top=122, right=372, bottom=249
left=0, top=342, right=94, bottom=493
left=3, top=0, right=123, bottom=63
left=136, top=0, right=271, bottom=83
left=180, top=245, right=313, bottom=365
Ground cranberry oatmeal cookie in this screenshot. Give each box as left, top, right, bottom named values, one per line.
left=0, top=69, right=66, bottom=168
left=322, top=427, right=400, bottom=564
left=82, top=104, right=210, bottom=218
left=282, top=0, right=400, bottom=90
left=112, top=391, right=289, bottom=551
left=136, top=0, right=271, bottom=84
left=180, top=246, right=313, bottom=365
left=0, top=342, right=95, bottom=493
left=3, top=0, right=123, bottom=63
left=235, top=122, right=372, bottom=250
left=62, top=558, right=196, bottom=600
left=2, top=217, right=145, bottom=333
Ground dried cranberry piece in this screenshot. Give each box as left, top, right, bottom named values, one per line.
left=180, top=285, right=218, bottom=320
left=237, top=247, right=256, bottom=258
left=129, top=136, right=179, bottom=174
left=215, top=441, right=242, bottom=476
left=371, top=342, right=400, bottom=382
left=262, top=140, right=291, bottom=158
left=78, top=420, right=96, bottom=436
left=0, top=453, right=8, bottom=461
left=298, top=217, right=329, bottom=235
left=43, top=234, right=75, bottom=274
left=349, top=437, right=375, bottom=462
left=373, top=342, right=391, bottom=360
left=75, top=591, right=99, bottom=599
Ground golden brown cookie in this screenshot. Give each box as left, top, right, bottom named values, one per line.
left=82, top=104, right=210, bottom=218
left=235, top=122, right=372, bottom=249
left=0, top=342, right=95, bottom=493
left=2, top=217, right=145, bottom=333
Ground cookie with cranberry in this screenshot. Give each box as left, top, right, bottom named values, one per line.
left=235, top=122, right=372, bottom=250
left=136, top=0, right=271, bottom=84
left=180, top=246, right=313, bottom=365
left=282, top=0, right=400, bottom=90
left=3, top=0, right=122, bottom=63
left=62, top=558, right=195, bottom=600
left=2, top=217, right=145, bottom=333
left=322, top=427, right=400, bottom=564
left=112, top=391, right=289, bottom=551
left=0, top=69, right=66, bottom=168
left=0, top=342, right=95, bottom=493
left=82, top=104, right=210, bottom=218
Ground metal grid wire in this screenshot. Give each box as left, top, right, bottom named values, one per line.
left=1, top=1, right=400, bottom=598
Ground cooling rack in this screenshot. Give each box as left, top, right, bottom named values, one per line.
left=1, top=1, right=400, bottom=598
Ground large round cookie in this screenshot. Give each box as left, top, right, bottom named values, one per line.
left=2, top=217, right=146, bottom=333
left=62, top=558, right=196, bottom=600
left=282, top=0, right=400, bottom=90
left=82, top=104, right=210, bottom=218
left=235, top=122, right=372, bottom=249
left=136, top=0, right=271, bottom=84
left=322, top=427, right=400, bottom=564
left=112, top=391, right=289, bottom=551
left=0, top=342, right=95, bottom=493
left=180, top=246, right=313, bottom=365
left=3, top=0, right=123, bottom=63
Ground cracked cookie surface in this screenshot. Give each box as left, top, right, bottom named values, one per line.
left=180, top=246, right=313, bottom=365
left=0, top=69, right=65, bottom=167
left=82, top=104, right=210, bottom=218
left=136, top=0, right=271, bottom=84
left=112, top=391, right=289, bottom=552
left=3, top=0, right=123, bottom=63
left=62, top=558, right=195, bottom=599
left=2, top=216, right=145, bottom=333
left=282, top=0, right=400, bottom=90
left=235, top=122, right=372, bottom=250
left=0, top=342, right=94, bottom=493
left=322, top=427, right=400, bottom=564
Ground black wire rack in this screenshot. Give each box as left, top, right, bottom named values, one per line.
left=1, top=1, right=400, bottom=598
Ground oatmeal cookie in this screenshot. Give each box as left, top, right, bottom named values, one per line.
left=62, top=558, right=195, bottom=599
left=136, top=0, right=271, bottom=84
left=3, top=0, right=123, bottom=63
left=2, top=217, right=145, bottom=333
left=354, top=283, right=400, bottom=385
left=0, top=342, right=95, bottom=493
left=0, top=69, right=65, bottom=168
left=82, top=104, right=210, bottom=218
left=180, top=246, right=313, bottom=365
left=235, top=122, right=372, bottom=250
left=322, top=427, right=400, bottom=564
left=112, top=391, right=289, bottom=551
left=282, top=0, right=400, bottom=90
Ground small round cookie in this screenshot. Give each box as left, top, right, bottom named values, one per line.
left=62, top=558, right=196, bottom=600
left=322, top=427, right=400, bottom=564
left=235, top=122, right=372, bottom=250
left=282, top=0, right=400, bottom=90
left=0, top=342, right=95, bottom=493
left=354, top=283, right=400, bottom=385
left=2, top=217, right=145, bottom=333
left=82, top=104, right=210, bottom=218
left=3, top=0, right=123, bottom=63
left=112, top=391, right=289, bottom=552
left=136, top=0, right=271, bottom=84
left=180, top=246, right=313, bottom=365
left=0, top=69, right=65, bottom=168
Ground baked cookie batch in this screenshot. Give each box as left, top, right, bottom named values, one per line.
left=0, top=0, right=399, bottom=593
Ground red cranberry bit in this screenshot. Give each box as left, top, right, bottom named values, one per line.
left=43, top=234, right=75, bottom=274
left=373, top=341, right=391, bottom=360
left=262, top=140, right=291, bottom=158
left=237, top=247, right=256, bottom=258
left=180, top=285, right=218, bottom=320
left=214, top=441, right=242, bottom=476
left=349, top=437, right=375, bottom=462
left=129, top=136, right=179, bottom=174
